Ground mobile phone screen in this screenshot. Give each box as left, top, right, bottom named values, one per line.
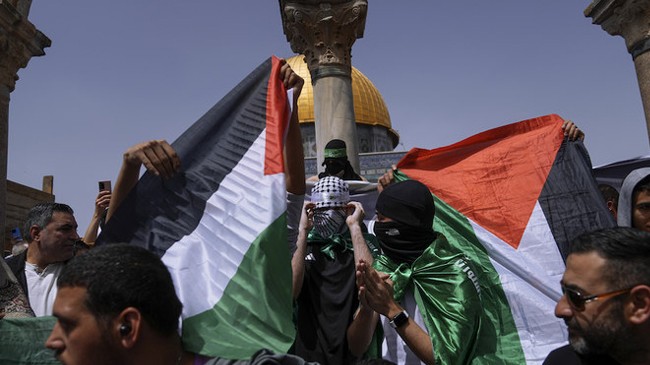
left=98, top=180, right=112, bottom=192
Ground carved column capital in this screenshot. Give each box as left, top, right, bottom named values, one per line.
left=0, top=0, right=50, bottom=91
left=585, top=0, right=650, bottom=58
left=280, top=0, right=367, bottom=80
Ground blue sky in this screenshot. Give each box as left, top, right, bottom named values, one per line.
left=8, top=1, right=649, bottom=232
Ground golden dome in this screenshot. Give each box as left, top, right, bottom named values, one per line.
left=285, top=55, right=398, bottom=147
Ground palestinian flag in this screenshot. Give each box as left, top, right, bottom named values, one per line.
left=99, top=56, right=295, bottom=359
left=395, top=114, right=615, bottom=364
left=0, top=317, right=59, bottom=365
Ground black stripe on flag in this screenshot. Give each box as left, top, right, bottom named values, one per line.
left=538, top=140, right=617, bottom=261
left=98, top=58, right=274, bottom=256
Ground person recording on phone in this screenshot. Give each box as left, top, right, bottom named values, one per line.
left=82, top=181, right=112, bottom=245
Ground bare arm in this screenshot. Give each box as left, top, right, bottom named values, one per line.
left=346, top=204, right=380, bottom=356
left=346, top=201, right=374, bottom=265
left=291, top=202, right=314, bottom=300
left=82, top=190, right=111, bottom=245
left=347, top=260, right=380, bottom=357
left=106, top=140, right=180, bottom=222
left=361, top=262, right=435, bottom=365
left=280, top=59, right=305, bottom=196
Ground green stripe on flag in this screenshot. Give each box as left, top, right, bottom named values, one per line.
left=0, top=316, right=60, bottom=365
left=395, top=171, right=525, bottom=364
left=182, top=214, right=295, bottom=359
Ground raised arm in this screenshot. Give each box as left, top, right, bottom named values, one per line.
left=561, top=119, right=585, bottom=141
left=82, top=190, right=111, bottom=245
left=291, top=202, right=314, bottom=300
left=280, top=59, right=305, bottom=196
left=346, top=201, right=374, bottom=265
left=377, top=165, right=397, bottom=193
left=106, top=140, right=180, bottom=222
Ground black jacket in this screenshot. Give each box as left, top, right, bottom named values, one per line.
left=4, top=250, right=28, bottom=299
left=544, top=345, right=620, bottom=365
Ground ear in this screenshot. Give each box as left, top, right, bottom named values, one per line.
left=29, top=225, right=41, bottom=242
left=627, top=285, right=650, bottom=325
left=114, top=307, right=143, bottom=349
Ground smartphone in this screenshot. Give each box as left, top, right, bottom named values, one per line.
left=11, top=227, right=21, bottom=240
left=98, top=180, right=112, bottom=192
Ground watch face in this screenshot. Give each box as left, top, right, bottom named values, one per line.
left=390, top=311, right=409, bottom=328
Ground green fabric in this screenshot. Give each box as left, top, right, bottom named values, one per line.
left=375, top=235, right=484, bottom=365
left=386, top=171, right=525, bottom=364
left=0, top=316, right=60, bottom=364
left=182, top=215, right=295, bottom=359
left=307, top=229, right=381, bottom=260
left=323, top=148, right=347, bottom=159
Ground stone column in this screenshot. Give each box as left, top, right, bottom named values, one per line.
left=0, top=0, right=50, bottom=247
left=280, top=0, right=367, bottom=174
left=585, top=0, right=650, bottom=144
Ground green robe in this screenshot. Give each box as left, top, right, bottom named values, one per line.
left=374, top=234, right=497, bottom=365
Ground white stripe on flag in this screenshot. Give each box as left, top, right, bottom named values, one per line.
left=161, top=130, right=286, bottom=318
left=470, top=202, right=568, bottom=365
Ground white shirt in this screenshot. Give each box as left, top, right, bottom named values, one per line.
left=25, top=262, right=64, bottom=316
left=381, top=290, right=428, bottom=365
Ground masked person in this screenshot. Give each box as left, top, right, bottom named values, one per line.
left=291, top=176, right=378, bottom=364
left=347, top=180, right=516, bottom=365
left=317, top=139, right=364, bottom=181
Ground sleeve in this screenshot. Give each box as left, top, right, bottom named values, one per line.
left=286, top=192, right=304, bottom=256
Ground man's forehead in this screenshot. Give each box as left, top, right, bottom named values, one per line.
left=53, top=286, right=88, bottom=315
left=563, top=251, right=608, bottom=289
left=50, top=211, right=77, bottom=225
left=634, top=190, right=650, bottom=203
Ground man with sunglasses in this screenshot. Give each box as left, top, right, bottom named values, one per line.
left=544, top=227, right=650, bottom=365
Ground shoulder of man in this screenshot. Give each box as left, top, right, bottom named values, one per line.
left=201, top=349, right=318, bottom=365
left=4, top=250, right=27, bottom=274
left=543, top=345, right=620, bottom=365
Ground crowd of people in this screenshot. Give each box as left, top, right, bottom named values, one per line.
left=1, top=61, right=650, bottom=365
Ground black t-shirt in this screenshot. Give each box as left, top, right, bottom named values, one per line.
left=543, top=345, right=620, bottom=365
left=293, top=247, right=358, bottom=365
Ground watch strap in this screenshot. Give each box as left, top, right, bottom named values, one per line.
left=389, top=310, right=409, bottom=329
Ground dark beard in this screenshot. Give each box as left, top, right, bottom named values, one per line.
left=568, top=300, right=631, bottom=358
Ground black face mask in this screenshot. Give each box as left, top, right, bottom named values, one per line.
left=313, top=209, right=348, bottom=238
left=370, top=220, right=436, bottom=265
left=324, top=159, right=346, bottom=175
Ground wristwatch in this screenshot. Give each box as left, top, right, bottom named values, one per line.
left=389, top=310, right=409, bottom=329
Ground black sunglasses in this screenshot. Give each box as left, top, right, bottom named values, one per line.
left=560, top=284, right=632, bottom=312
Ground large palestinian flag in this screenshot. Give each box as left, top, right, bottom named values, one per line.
left=99, top=56, right=295, bottom=359
left=395, top=114, right=615, bottom=364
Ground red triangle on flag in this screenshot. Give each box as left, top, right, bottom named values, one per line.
left=398, top=114, right=565, bottom=249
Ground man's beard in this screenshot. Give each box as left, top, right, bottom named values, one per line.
left=567, top=301, right=632, bottom=357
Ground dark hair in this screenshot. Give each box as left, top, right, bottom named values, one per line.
left=24, top=202, right=74, bottom=242
left=570, top=227, right=650, bottom=289
left=57, top=243, right=182, bottom=336
left=633, top=175, right=650, bottom=198
left=598, top=184, right=619, bottom=209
